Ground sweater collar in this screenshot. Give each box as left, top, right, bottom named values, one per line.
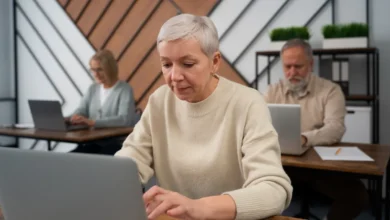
left=177, top=75, right=231, bottom=117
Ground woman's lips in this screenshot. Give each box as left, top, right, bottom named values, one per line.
left=176, top=87, right=190, bottom=92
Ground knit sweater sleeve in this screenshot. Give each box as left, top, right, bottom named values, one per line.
left=114, top=97, right=154, bottom=185
left=71, top=84, right=94, bottom=117
left=94, top=85, right=138, bottom=128
left=224, top=94, right=293, bottom=220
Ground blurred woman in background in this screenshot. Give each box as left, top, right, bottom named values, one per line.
left=68, top=49, right=140, bottom=155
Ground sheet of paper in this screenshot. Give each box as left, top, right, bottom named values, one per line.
left=314, top=146, right=374, bottom=161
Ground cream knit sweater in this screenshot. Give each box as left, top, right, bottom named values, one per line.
left=115, top=76, right=292, bottom=220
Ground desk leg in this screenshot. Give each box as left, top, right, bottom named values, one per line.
left=376, top=177, right=383, bottom=220
left=47, top=140, right=51, bottom=151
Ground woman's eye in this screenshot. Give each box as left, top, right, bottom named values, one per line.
left=162, top=63, right=172, bottom=68
left=183, top=63, right=194, bottom=68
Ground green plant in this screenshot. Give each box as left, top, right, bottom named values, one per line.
left=322, top=23, right=368, bottom=39
left=269, top=26, right=310, bottom=41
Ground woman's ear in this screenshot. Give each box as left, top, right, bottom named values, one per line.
left=212, top=51, right=221, bottom=73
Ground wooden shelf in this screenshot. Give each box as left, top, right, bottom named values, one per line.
left=346, top=95, right=375, bottom=101
left=256, top=47, right=378, bottom=56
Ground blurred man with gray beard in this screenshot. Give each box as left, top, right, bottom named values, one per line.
left=264, top=39, right=368, bottom=220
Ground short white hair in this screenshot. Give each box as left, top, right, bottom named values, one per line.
left=157, top=14, right=219, bottom=57
left=281, top=39, right=313, bottom=61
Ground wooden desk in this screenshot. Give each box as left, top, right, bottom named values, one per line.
left=156, top=215, right=302, bottom=220
left=0, top=127, right=133, bottom=150
left=282, top=142, right=390, bottom=220
left=282, top=143, right=389, bottom=176
left=0, top=209, right=301, bottom=220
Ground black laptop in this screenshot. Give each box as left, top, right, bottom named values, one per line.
left=28, top=100, right=88, bottom=132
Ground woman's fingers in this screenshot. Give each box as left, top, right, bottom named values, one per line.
left=70, top=115, right=82, bottom=123
left=143, top=186, right=168, bottom=204
left=148, top=199, right=174, bottom=219
left=166, top=205, right=186, bottom=217
left=146, top=200, right=162, bottom=215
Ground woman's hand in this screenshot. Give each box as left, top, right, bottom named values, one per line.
left=70, top=114, right=84, bottom=124
left=70, top=115, right=95, bottom=127
left=143, top=186, right=206, bottom=220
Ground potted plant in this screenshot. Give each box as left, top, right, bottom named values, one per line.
left=322, top=23, right=368, bottom=49
left=269, top=26, right=310, bottom=50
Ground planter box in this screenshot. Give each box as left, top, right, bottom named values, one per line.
left=268, top=41, right=286, bottom=51
left=323, top=37, right=367, bottom=49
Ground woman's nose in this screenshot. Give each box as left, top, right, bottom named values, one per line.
left=171, top=66, right=183, bottom=81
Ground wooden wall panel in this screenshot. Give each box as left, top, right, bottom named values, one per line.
left=129, top=49, right=162, bottom=100
left=137, top=76, right=166, bottom=109
left=57, top=0, right=247, bottom=109
left=117, top=0, right=176, bottom=81
left=88, top=0, right=135, bottom=49
left=171, top=0, right=219, bottom=15
left=66, top=0, right=88, bottom=21
left=218, top=58, right=247, bottom=85
left=58, top=0, right=69, bottom=7
left=106, top=0, right=161, bottom=59
left=77, top=0, right=111, bottom=35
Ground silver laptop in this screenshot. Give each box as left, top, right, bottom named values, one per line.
left=268, top=104, right=309, bottom=155
left=28, top=100, right=88, bottom=131
left=0, top=148, right=147, bottom=220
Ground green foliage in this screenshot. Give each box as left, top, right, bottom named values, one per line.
left=269, top=26, right=310, bottom=41
left=322, top=23, right=368, bottom=39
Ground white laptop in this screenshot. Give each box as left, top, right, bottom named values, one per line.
left=0, top=148, right=147, bottom=220
left=268, top=104, right=309, bottom=155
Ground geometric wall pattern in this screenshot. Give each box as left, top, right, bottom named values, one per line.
left=16, top=0, right=368, bottom=151
left=58, top=0, right=249, bottom=109
left=57, top=0, right=343, bottom=108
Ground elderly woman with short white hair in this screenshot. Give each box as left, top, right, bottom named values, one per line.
left=115, top=14, right=292, bottom=220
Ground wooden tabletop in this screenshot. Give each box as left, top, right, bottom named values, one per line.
left=156, top=214, right=302, bottom=220
left=0, top=210, right=301, bottom=220
left=282, top=142, right=390, bottom=176
left=0, top=127, right=133, bottom=143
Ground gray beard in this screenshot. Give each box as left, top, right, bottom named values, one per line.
left=287, top=80, right=306, bottom=92
left=285, top=77, right=309, bottom=95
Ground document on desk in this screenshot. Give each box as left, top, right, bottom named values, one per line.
left=314, top=146, right=374, bottom=161
left=14, top=123, right=34, bottom=129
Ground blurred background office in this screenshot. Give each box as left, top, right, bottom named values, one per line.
left=0, top=0, right=389, bottom=156
left=0, top=0, right=390, bottom=219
